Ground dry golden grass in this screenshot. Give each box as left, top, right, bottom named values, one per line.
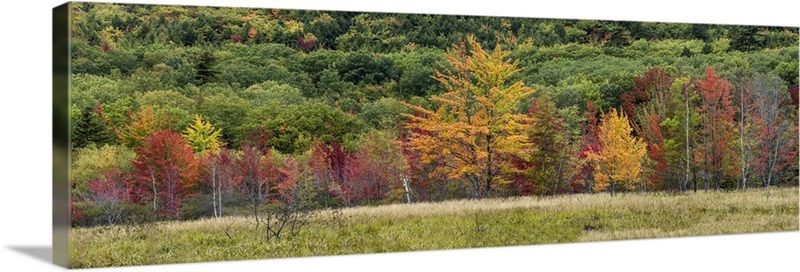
left=69, top=187, right=799, bottom=268
left=332, top=186, right=797, bottom=219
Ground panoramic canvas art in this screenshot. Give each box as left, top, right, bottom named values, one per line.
left=53, top=1, right=799, bottom=268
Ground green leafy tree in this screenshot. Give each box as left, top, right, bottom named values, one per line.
left=335, top=14, right=408, bottom=53
left=248, top=102, right=365, bottom=154
left=139, top=90, right=195, bottom=113
left=241, top=81, right=306, bottom=106
left=337, top=50, right=399, bottom=85
left=519, top=96, right=574, bottom=196
left=394, top=48, right=447, bottom=97
left=662, top=76, right=701, bottom=191
left=305, top=13, right=344, bottom=49
left=70, top=74, right=124, bottom=110
left=359, top=97, right=410, bottom=130
left=197, top=94, right=252, bottom=147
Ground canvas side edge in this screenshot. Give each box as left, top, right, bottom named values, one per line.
left=53, top=1, right=71, bottom=268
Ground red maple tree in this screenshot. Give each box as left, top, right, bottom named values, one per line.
left=343, top=131, right=407, bottom=204
left=695, top=67, right=736, bottom=190
left=309, top=140, right=351, bottom=205
left=573, top=101, right=601, bottom=192
left=234, top=145, right=280, bottom=207
left=132, top=129, right=199, bottom=219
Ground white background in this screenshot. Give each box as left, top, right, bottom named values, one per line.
left=0, top=0, right=798, bottom=271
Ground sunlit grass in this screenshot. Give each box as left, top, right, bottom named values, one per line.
left=69, top=187, right=799, bottom=268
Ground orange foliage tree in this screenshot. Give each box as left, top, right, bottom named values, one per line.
left=587, top=108, right=648, bottom=195
left=112, top=105, right=186, bottom=148
left=403, top=35, right=533, bottom=199
left=115, top=106, right=167, bottom=148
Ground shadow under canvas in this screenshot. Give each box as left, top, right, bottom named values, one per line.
left=8, top=246, right=52, bottom=264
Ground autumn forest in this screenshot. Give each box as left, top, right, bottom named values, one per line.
left=69, top=2, right=800, bottom=224
left=66, top=4, right=799, bottom=266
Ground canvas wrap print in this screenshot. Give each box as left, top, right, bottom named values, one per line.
left=52, top=2, right=800, bottom=268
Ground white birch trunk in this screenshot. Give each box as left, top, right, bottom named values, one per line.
left=151, top=170, right=158, bottom=212
left=403, top=177, right=411, bottom=204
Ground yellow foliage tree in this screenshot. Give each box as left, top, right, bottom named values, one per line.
left=402, top=35, right=533, bottom=199
left=587, top=108, right=648, bottom=195
left=182, top=115, right=223, bottom=154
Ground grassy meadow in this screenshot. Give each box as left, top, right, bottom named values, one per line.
left=69, top=187, right=799, bottom=268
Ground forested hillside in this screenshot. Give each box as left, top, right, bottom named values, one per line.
left=68, top=3, right=799, bottom=226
